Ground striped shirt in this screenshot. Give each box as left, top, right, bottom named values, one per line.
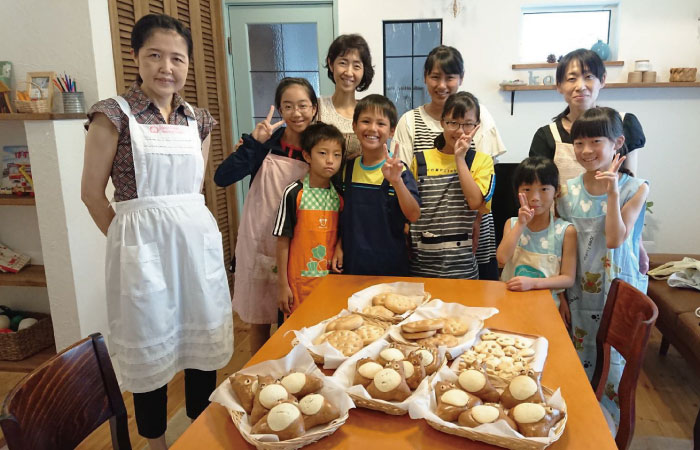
left=410, top=148, right=494, bottom=278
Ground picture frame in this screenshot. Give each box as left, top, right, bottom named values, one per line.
left=26, top=71, right=55, bottom=105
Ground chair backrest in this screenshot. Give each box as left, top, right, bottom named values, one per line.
left=591, top=278, right=658, bottom=450
left=0, top=333, right=131, bottom=450
left=492, top=163, right=520, bottom=246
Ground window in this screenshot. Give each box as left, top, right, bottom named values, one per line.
left=520, top=6, right=617, bottom=62
left=383, top=20, right=442, bottom=119
left=247, top=23, right=320, bottom=121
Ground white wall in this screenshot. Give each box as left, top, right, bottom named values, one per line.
left=0, top=0, right=117, bottom=349
left=338, top=0, right=700, bottom=253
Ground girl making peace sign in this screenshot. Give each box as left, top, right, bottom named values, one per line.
left=557, top=106, right=649, bottom=425
left=214, top=78, right=318, bottom=354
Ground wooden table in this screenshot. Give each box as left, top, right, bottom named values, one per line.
left=172, top=275, right=616, bottom=449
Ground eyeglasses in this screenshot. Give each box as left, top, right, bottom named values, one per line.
left=443, top=121, right=478, bottom=132
left=281, top=103, right=312, bottom=113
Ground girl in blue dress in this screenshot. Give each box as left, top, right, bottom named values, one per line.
left=557, top=106, right=649, bottom=425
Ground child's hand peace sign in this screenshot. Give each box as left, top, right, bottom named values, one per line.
left=517, top=192, right=535, bottom=226
left=381, top=142, right=403, bottom=185
left=595, top=152, right=626, bottom=195
left=251, top=105, right=285, bottom=143
left=454, top=125, right=480, bottom=160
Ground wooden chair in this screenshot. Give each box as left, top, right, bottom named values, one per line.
left=0, top=333, right=131, bottom=450
left=591, top=278, right=658, bottom=450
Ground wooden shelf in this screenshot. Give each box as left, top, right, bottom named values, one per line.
left=501, top=82, right=700, bottom=114
left=0, top=194, right=35, bottom=206
left=0, top=346, right=57, bottom=373
left=502, top=81, right=700, bottom=91
left=0, top=113, right=86, bottom=121
left=0, top=265, right=46, bottom=287
left=512, top=61, right=624, bottom=69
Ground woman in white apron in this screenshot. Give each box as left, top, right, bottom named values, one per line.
left=318, top=34, right=374, bottom=161
left=393, top=45, right=507, bottom=280
left=214, top=78, right=316, bottom=354
left=529, top=49, right=646, bottom=185
left=82, top=14, right=232, bottom=450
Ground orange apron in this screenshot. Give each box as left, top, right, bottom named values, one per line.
left=287, top=174, right=342, bottom=312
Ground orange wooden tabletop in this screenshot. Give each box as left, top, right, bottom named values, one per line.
left=172, top=275, right=616, bottom=449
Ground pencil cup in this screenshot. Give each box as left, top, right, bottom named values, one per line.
left=62, top=91, right=85, bottom=113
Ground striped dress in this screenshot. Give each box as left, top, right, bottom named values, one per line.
left=398, top=107, right=497, bottom=268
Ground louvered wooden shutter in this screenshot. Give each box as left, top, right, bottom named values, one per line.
left=108, top=0, right=237, bottom=288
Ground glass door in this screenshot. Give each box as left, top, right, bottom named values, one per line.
left=226, top=2, right=335, bottom=213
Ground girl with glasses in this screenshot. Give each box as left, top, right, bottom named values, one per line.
left=408, top=92, right=495, bottom=279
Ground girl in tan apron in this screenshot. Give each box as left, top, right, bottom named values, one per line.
left=497, top=157, right=577, bottom=323
left=214, top=78, right=317, bottom=354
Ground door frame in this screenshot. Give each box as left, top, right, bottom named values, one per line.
left=221, top=0, right=338, bottom=225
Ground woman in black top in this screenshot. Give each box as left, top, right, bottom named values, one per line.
left=529, top=48, right=645, bottom=183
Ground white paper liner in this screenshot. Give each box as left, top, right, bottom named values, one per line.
left=291, top=309, right=389, bottom=369
left=408, top=365, right=566, bottom=444
left=347, top=281, right=427, bottom=319
left=210, top=345, right=355, bottom=443
left=450, top=328, right=549, bottom=376
left=331, top=339, right=446, bottom=414
left=388, top=299, right=498, bottom=359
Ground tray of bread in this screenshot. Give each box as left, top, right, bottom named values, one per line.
left=210, top=345, right=355, bottom=449
left=409, top=365, right=567, bottom=449
left=347, top=282, right=431, bottom=323
left=387, top=299, right=498, bottom=359
left=452, top=329, right=549, bottom=381
left=331, top=339, right=446, bottom=415
left=292, top=309, right=392, bottom=369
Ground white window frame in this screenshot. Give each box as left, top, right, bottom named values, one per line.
left=519, top=3, right=620, bottom=62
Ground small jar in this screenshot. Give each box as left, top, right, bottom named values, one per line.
left=635, top=60, right=651, bottom=72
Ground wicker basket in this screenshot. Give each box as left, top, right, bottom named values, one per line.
left=0, top=312, right=54, bottom=361
left=229, top=409, right=349, bottom=449
left=425, top=386, right=567, bottom=450
left=669, top=68, right=697, bottom=82
left=14, top=81, right=51, bottom=113
left=348, top=393, right=408, bottom=415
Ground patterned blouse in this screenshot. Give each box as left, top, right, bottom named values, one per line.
left=85, top=82, right=216, bottom=201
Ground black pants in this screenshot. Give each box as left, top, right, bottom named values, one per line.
left=133, top=369, right=217, bottom=439
left=478, top=258, right=500, bottom=281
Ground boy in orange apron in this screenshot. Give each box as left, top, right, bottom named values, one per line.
left=273, top=123, right=345, bottom=315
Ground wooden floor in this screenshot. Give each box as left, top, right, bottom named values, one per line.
left=0, top=318, right=696, bottom=449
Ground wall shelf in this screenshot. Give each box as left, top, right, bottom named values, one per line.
left=0, top=113, right=85, bottom=121
left=0, top=194, right=35, bottom=206
left=0, top=265, right=46, bottom=287
left=512, top=61, right=624, bottom=70
left=501, top=82, right=700, bottom=114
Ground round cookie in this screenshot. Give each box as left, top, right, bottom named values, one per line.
left=418, top=333, right=459, bottom=349
left=371, top=292, right=391, bottom=306
left=362, top=305, right=395, bottom=319
left=326, top=314, right=363, bottom=331
left=325, top=330, right=363, bottom=356
left=442, top=318, right=469, bottom=336
left=402, top=318, right=445, bottom=334
left=400, top=329, right=437, bottom=340
left=355, top=324, right=384, bottom=345
left=384, top=294, right=416, bottom=315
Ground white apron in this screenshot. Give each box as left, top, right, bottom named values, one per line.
left=500, top=214, right=564, bottom=306
left=232, top=152, right=308, bottom=324
left=106, top=96, right=233, bottom=393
